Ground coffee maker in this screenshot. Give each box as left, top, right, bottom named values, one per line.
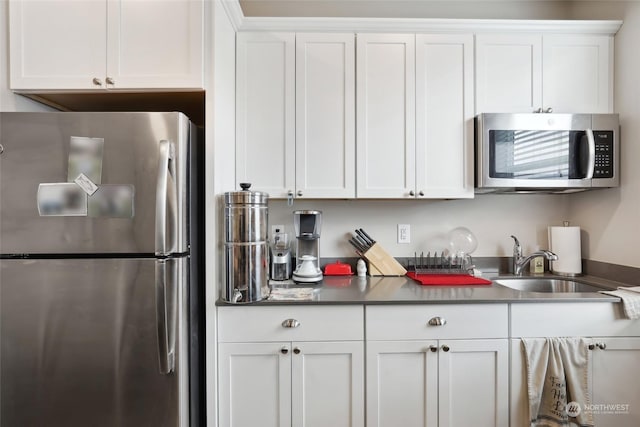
left=292, top=210, right=323, bottom=283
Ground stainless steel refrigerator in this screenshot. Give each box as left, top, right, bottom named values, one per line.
left=0, top=112, right=203, bottom=426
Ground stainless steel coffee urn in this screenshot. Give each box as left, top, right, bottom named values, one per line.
left=224, top=183, right=269, bottom=303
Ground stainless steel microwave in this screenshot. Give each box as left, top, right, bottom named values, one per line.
left=475, top=113, right=619, bottom=193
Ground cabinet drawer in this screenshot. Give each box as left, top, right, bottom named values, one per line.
left=218, top=305, right=364, bottom=342
left=366, top=304, right=508, bottom=340
left=511, top=302, right=640, bottom=337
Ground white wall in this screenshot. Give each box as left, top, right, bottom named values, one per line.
left=568, top=2, right=639, bottom=268
left=269, top=195, right=570, bottom=260
left=239, top=0, right=573, bottom=19
left=246, top=1, right=639, bottom=269
left=205, top=1, right=239, bottom=426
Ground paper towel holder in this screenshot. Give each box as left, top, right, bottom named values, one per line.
left=548, top=222, right=583, bottom=277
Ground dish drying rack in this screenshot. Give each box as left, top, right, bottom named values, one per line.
left=407, top=252, right=475, bottom=275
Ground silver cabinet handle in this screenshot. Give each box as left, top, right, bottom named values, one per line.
left=545, top=107, right=553, bottom=113
left=534, top=107, right=543, bottom=113
left=105, top=76, right=115, bottom=85
left=428, top=317, right=447, bottom=326
left=156, top=140, right=177, bottom=256
left=418, top=190, right=425, bottom=197
left=156, top=259, right=177, bottom=375
left=92, top=77, right=102, bottom=86
left=281, top=347, right=289, bottom=355
left=588, top=343, right=595, bottom=350
left=281, top=319, right=300, bottom=328
left=429, top=345, right=438, bottom=353
left=296, top=190, right=303, bottom=197
left=441, top=345, right=450, bottom=352
left=597, top=342, right=607, bottom=350
left=293, top=347, right=301, bottom=355
left=409, top=190, right=415, bottom=196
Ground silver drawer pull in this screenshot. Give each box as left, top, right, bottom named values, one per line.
left=281, top=319, right=300, bottom=328
left=428, top=317, right=446, bottom=326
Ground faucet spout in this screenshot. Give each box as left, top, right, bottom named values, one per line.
left=511, top=235, right=558, bottom=275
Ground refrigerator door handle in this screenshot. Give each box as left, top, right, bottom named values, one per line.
left=156, top=140, right=177, bottom=256
left=156, top=259, right=177, bottom=374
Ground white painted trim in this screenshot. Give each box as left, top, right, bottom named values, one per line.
left=238, top=17, right=622, bottom=34
left=224, top=0, right=622, bottom=35
left=220, top=0, right=244, bottom=31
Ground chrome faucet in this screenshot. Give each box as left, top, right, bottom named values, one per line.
left=510, top=235, right=558, bottom=276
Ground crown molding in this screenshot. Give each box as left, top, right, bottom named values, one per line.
left=220, top=0, right=245, bottom=31
left=226, top=1, right=622, bottom=35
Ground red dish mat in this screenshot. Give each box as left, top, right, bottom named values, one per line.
left=407, top=272, right=492, bottom=286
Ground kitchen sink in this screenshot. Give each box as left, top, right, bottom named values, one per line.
left=495, top=278, right=606, bottom=293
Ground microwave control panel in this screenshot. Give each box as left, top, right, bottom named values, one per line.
left=593, top=130, right=614, bottom=178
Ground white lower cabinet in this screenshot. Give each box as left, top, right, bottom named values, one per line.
left=365, top=304, right=509, bottom=427
left=510, top=303, right=640, bottom=427
left=218, top=306, right=365, bottom=427
left=591, top=337, right=640, bottom=427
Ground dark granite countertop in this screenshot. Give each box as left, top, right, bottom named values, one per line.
left=216, top=272, right=625, bottom=306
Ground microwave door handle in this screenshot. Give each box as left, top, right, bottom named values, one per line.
left=585, top=129, right=596, bottom=179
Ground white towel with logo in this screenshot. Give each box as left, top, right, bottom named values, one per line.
left=600, top=286, right=640, bottom=319
left=522, top=337, right=593, bottom=427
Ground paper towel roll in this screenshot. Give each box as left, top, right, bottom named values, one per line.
left=548, top=226, right=582, bottom=275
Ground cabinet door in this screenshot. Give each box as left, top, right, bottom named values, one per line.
left=591, top=337, right=640, bottom=427
left=356, top=34, right=416, bottom=198
left=218, top=342, right=292, bottom=427
left=415, top=34, right=474, bottom=199
left=542, top=35, right=613, bottom=113
left=366, top=341, right=438, bottom=427
left=236, top=32, right=295, bottom=198
left=292, top=341, right=364, bottom=427
left=438, top=339, right=509, bottom=427
left=9, top=0, right=108, bottom=90
left=475, top=34, right=542, bottom=113
left=296, top=33, right=355, bottom=199
left=106, top=0, right=203, bottom=89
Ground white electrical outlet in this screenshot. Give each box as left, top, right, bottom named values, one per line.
left=397, top=224, right=410, bottom=244
left=271, top=225, right=284, bottom=238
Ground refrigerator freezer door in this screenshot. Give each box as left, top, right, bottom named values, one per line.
left=0, top=257, right=189, bottom=427
left=0, top=112, right=190, bottom=255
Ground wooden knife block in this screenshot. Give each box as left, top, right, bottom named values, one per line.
left=363, top=243, right=407, bottom=276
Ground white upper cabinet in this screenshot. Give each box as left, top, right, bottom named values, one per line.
left=476, top=33, right=612, bottom=113
left=296, top=33, right=356, bottom=199
left=356, top=33, right=416, bottom=199
left=542, top=35, right=613, bottom=114
left=416, top=34, right=474, bottom=199
left=236, top=32, right=355, bottom=199
left=9, top=0, right=203, bottom=91
left=236, top=32, right=296, bottom=198
left=475, top=34, right=542, bottom=113
left=357, top=33, right=473, bottom=199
